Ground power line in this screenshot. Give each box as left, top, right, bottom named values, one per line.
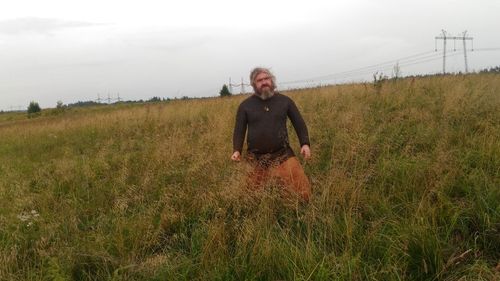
left=327, top=52, right=445, bottom=78
left=279, top=44, right=500, bottom=87
left=278, top=42, right=500, bottom=88
left=279, top=52, right=446, bottom=85
left=277, top=51, right=467, bottom=88
left=369, top=51, right=465, bottom=76
left=279, top=50, right=438, bottom=85
left=474, top=47, right=500, bottom=51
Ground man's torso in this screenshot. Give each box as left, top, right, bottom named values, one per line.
left=240, top=93, right=294, bottom=161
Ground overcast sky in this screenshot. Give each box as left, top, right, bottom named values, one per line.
left=1, top=0, right=499, bottom=110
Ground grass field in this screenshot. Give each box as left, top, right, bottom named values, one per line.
left=0, top=74, right=499, bottom=280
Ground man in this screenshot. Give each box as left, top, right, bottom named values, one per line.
left=231, top=67, right=311, bottom=202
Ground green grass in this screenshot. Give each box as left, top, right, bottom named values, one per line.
left=0, top=74, right=499, bottom=280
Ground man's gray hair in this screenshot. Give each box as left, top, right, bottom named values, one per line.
left=250, top=67, right=276, bottom=90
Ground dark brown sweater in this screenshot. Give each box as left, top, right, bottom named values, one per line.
left=233, top=93, right=309, bottom=162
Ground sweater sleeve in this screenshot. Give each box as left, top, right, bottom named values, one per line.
left=233, top=103, right=247, bottom=152
left=287, top=99, right=310, bottom=146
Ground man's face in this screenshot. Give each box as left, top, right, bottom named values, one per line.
left=254, top=72, right=274, bottom=97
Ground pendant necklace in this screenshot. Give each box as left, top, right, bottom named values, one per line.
left=264, top=106, right=270, bottom=112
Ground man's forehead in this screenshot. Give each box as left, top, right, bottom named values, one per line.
left=256, top=71, right=271, bottom=77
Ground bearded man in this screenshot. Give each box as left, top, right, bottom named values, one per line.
left=231, top=67, right=312, bottom=202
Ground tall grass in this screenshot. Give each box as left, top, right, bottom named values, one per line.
left=0, top=74, right=498, bottom=280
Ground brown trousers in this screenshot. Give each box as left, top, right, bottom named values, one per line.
left=246, top=156, right=311, bottom=202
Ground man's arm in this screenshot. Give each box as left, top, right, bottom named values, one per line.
left=232, top=104, right=247, bottom=161
left=287, top=99, right=311, bottom=159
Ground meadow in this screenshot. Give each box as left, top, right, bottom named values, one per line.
left=0, top=74, right=498, bottom=280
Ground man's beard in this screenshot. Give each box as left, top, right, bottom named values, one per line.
left=256, top=86, right=274, bottom=100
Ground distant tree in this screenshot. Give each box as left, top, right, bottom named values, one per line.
left=148, top=96, right=162, bottom=102
left=27, top=101, right=41, bottom=115
left=50, top=100, right=67, bottom=115
left=219, top=84, right=231, bottom=97
left=66, top=101, right=101, bottom=108
left=479, top=66, right=500, bottom=74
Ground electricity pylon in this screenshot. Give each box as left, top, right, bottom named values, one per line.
left=435, top=30, right=473, bottom=74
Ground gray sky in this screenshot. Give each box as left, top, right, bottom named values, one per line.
left=1, top=0, right=499, bottom=110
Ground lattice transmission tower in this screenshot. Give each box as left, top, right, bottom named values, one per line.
left=435, top=30, right=473, bottom=74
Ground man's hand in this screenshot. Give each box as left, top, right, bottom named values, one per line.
left=231, top=151, right=241, bottom=162
left=300, top=145, right=311, bottom=160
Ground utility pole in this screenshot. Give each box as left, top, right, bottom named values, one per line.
left=97, top=94, right=101, bottom=103
left=436, top=30, right=447, bottom=74
left=107, top=93, right=111, bottom=104
left=241, top=77, right=245, bottom=94
left=435, top=30, right=473, bottom=74
left=462, top=31, right=473, bottom=73
left=229, top=77, right=233, bottom=94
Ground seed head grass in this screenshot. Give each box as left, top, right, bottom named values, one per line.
left=0, top=74, right=499, bottom=280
